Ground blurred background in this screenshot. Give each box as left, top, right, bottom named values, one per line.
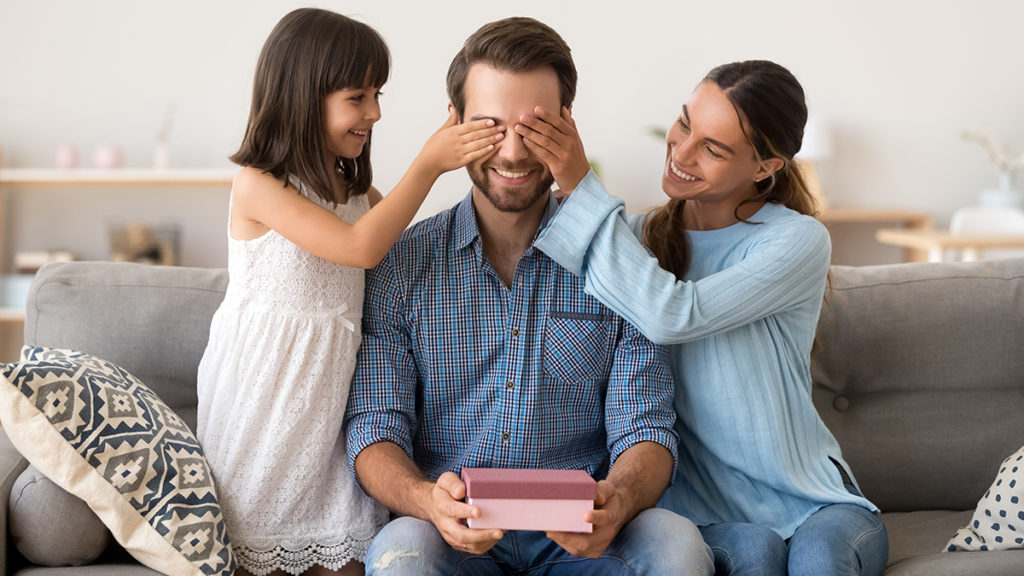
left=1, top=0, right=1023, bottom=271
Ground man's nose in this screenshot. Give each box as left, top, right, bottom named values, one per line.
left=497, top=129, right=529, bottom=163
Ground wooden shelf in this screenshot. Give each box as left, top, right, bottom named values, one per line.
left=876, top=228, right=1024, bottom=262
left=815, top=207, right=933, bottom=263
left=818, top=207, right=932, bottom=227
left=0, top=308, right=25, bottom=323
left=0, top=168, right=236, bottom=187
left=0, top=168, right=237, bottom=360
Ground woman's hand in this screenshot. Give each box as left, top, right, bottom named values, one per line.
left=418, top=110, right=504, bottom=177
left=517, top=106, right=590, bottom=195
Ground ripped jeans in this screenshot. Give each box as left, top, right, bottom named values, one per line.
left=364, top=508, right=713, bottom=576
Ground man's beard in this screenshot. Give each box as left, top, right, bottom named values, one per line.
left=468, top=161, right=554, bottom=213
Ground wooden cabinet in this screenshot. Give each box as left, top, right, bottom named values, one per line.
left=0, top=168, right=236, bottom=270
left=817, top=207, right=933, bottom=264
left=0, top=168, right=235, bottom=360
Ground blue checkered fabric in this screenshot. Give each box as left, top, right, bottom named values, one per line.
left=346, top=192, right=678, bottom=481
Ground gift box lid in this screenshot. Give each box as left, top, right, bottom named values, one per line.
left=461, top=468, right=596, bottom=500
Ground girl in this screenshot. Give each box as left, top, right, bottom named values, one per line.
left=196, top=8, right=502, bottom=576
left=519, top=61, right=888, bottom=575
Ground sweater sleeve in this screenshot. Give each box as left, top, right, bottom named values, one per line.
left=535, top=176, right=831, bottom=346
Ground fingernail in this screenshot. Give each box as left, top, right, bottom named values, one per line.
left=486, top=119, right=495, bottom=126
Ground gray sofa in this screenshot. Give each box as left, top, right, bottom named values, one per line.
left=1, top=259, right=1022, bottom=574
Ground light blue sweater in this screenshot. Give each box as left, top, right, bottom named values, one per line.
left=534, top=172, right=877, bottom=538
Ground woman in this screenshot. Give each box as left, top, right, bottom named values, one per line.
left=518, top=60, right=888, bottom=575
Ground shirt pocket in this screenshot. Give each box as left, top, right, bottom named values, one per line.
left=542, top=311, right=617, bottom=382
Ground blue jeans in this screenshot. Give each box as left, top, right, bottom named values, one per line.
left=699, top=502, right=888, bottom=576
left=365, top=508, right=713, bottom=576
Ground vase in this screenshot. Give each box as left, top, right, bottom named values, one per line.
left=979, top=170, right=1023, bottom=209
left=93, top=146, right=123, bottom=169
left=153, top=140, right=171, bottom=170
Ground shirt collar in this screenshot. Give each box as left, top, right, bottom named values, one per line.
left=453, top=189, right=560, bottom=251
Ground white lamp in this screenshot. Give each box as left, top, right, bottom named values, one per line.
left=796, top=115, right=834, bottom=210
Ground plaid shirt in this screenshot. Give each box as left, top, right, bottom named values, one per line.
left=345, top=192, right=677, bottom=481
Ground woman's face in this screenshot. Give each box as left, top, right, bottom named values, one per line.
left=661, top=82, right=773, bottom=206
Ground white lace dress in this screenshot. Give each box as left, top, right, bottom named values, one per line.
left=197, top=177, right=387, bottom=575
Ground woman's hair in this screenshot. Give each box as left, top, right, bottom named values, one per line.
left=446, top=17, right=577, bottom=120
left=643, top=60, right=816, bottom=280
left=230, top=8, right=390, bottom=204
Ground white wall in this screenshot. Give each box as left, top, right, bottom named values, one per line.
left=1, top=0, right=1023, bottom=268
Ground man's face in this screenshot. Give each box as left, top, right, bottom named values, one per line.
left=461, top=63, right=560, bottom=213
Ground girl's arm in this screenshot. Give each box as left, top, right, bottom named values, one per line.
left=232, top=111, right=503, bottom=269
left=534, top=175, right=831, bottom=345
left=366, top=186, right=384, bottom=207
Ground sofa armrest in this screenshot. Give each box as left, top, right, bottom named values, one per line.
left=0, top=428, right=29, bottom=574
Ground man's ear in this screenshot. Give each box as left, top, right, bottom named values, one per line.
left=448, top=103, right=461, bottom=123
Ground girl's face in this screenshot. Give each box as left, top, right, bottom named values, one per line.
left=661, top=81, right=776, bottom=206
left=323, top=86, right=382, bottom=161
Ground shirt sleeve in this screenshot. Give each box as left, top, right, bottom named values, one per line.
left=604, top=321, right=678, bottom=478
left=535, top=172, right=831, bottom=346
left=344, top=251, right=419, bottom=477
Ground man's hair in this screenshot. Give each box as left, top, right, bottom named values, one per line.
left=230, top=8, right=390, bottom=203
left=446, top=17, right=577, bottom=120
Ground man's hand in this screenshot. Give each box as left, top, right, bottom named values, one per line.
left=354, top=443, right=504, bottom=555
left=546, top=442, right=674, bottom=558
left=545, top=479, right=628, bottom=558
left=516, top=106, right=591, bottom=195
left=428, top=472, right=505, bottom=555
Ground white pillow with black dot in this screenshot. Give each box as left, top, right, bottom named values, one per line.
left=946, top=444, right=1024, bottom=552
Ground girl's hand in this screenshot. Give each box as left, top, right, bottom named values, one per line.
left=418, top=110, right=504, bottom=176
left=517, top=106, right=590, bottom=195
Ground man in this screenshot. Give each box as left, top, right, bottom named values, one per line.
left=345, top=17, right=712, bottom=576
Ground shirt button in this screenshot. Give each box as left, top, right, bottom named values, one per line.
left=511, top=328, right=520, bottom=337
left=506, top=380, right=515, bottom=389
left=501, top=433, right=510, bottom=442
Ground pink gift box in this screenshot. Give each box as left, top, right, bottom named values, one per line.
left=461, top=468, right=596, bottom=533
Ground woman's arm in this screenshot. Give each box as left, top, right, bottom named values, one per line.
left=534, top=174, right=830, bottom=345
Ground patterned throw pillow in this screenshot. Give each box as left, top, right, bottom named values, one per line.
left=0, top=346, right=235, bottom=575
left=946, top=444, right=1024, bottom=552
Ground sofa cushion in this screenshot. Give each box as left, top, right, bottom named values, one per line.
left=946, top=444, right=1024, bottom=552
left=23, top=261, right=229, bottom=432
left=0, top=346, right=235, bottom=576
left=883, top=510, right=1024, bottom=575
left=813, top=259, right=1024, bottom=512
left=9, top=465, right=111, bottom=566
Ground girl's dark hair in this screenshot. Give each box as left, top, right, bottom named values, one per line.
left=643, top=60, right=816, bottom=280
left=230, top=8, right=390, bottom=204
left=446, top=17, right=577, bottom=120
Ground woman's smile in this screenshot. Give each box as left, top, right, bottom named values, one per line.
left=668, top=160, right=701, bottom=183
